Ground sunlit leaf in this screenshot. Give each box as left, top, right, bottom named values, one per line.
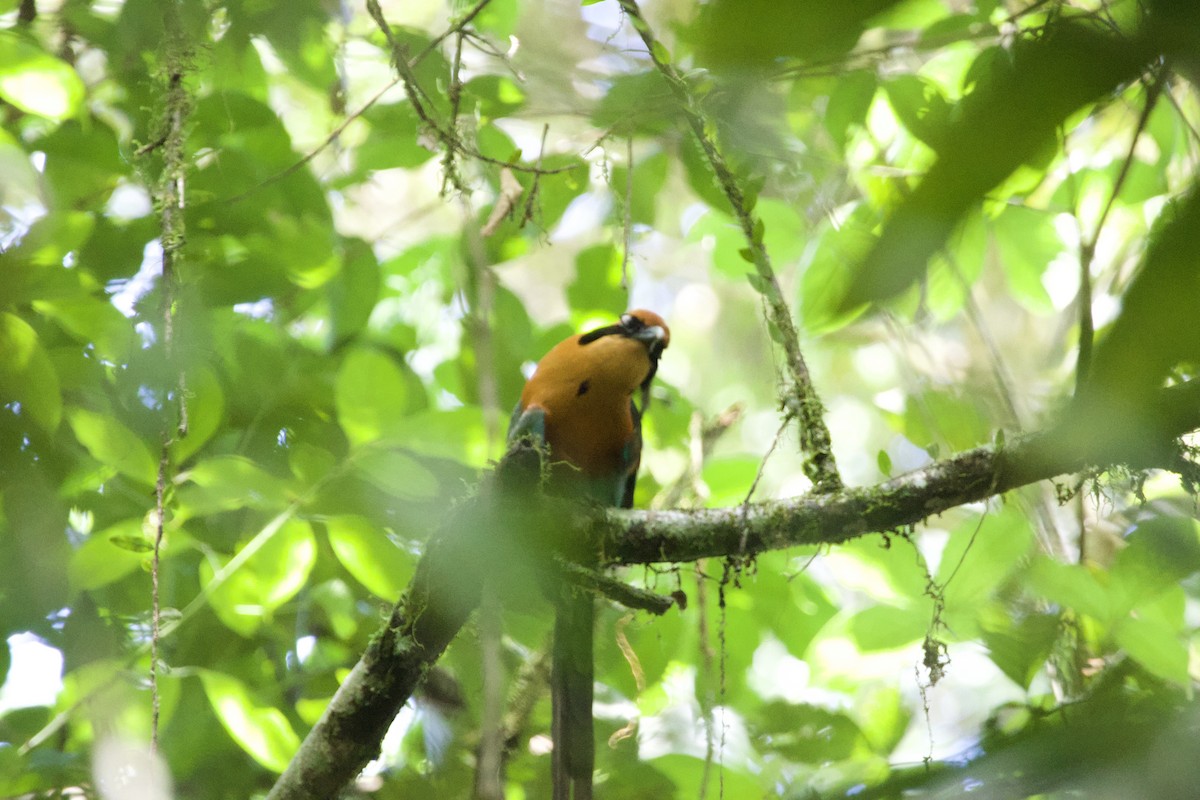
left=980, top=607, right=1058, bottom=689
left=176, top=456, right=291, bottom=517
left=32, top=296, right=136, bottom=363
left=699, top=456, right=759, bottom=507
left=335, top=346, right=409, bottom=447
left=1109, top=517, right=1200, bottom=613
left=328, top=239, right=380, bottom=347
left=848, top=604, right=927, bottom=650
left=325, top=515, right=412, bottom=600
left=991, top=205, right=1058, bottom=312
left=938, top=507, right=1035, bottom=621
left=353, top=446, right=439, bottom=500
left=0, top=30, right=84, bottom=120
left=200, top=519, right=316, bottom=637
left=844, top=23, right=1148, bottom=308
left=170, top=364, right=226, bottom=463
left=67, top=408, right=157, bottom=485
left=0, top=311, right=62, bottom=433
left=200, top=670, right=301, bottom=773
left=1024, top=557, right=1111, bottom=624
left=1113, top=616, right=1189, bottom=685
left=68, top=519, right=148, bottom=594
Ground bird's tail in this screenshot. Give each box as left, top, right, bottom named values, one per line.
left=552, top=585, right=594, bottom=800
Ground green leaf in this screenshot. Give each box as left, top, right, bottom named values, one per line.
left=699, top=456, right=759, bottom=507
left=177, top=456, right=291, bottom=517
left=1113, top=616, right=1189, bottom=685
left=200, top=519, right=316, bottom=637
left=854, top=684, right=910, bottom=755
left=473, top=0, right=519, bottom=37
left=847, top=604, right=927, bottom=650
left=1024, top=557, right=1111, bottom=623
left=0, top=30, right=84, bottom=120
left=67, top=408, right=157, bottom=485
left=353, top=447, right=439, bottom=500
left=68, top=519, right=148, bottom=594
left=823, top=70, right=877, bottom=148
left=903, top=388, right=991, bottom=451
left=799, top=205, right=875, bottom=334
left=751, top=701, right=866, bottom=762
left=1082, top=187, right=1200, bottom=423
left=938, top=507, right=1035, bottom=621
left=33, top=296, right=135, bottom=364
left=387, top=408, right=488, bottom=465
left=980, top=608, right=1058, bottom=689
left=200, top=670, right=301, bottom=773
left=34, top=123, right=123, bottom=208
left=1109, top=517, right=1200, bottom=613
left=567, top=245, right=627, bottom=318
left=992, top=205, right=1058, bottom=312
left=611, top=150, right=668, bottom=227
left=0, top=311, right=62, bottom=433
left=745, top=271, right=769, bottom=295
left=328, top=239, right=380, bottom=347
left=884, top=74, right=951, bottom=151
left=357, top=101, right=435, bottom=171
left=693, top=0, right=908, bottom=70
left=464, top=74, right=526, bottom=119
left=325, top=515, right=413, bottom=600
left=170, top=365, right=226, bottom=463
left=843, top=23, right=1148, bottom=308
left=335, top=346, right=409, bottom=447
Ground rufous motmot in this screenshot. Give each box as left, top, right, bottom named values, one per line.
left=507, top=309, right=669, bottom=800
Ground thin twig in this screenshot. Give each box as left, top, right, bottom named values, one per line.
left=366, top=0, right=577, bottom=177
left=152, top=450, right=166, bottom=751
left=520, top=124, right=550, bottom=227
left=656, top=404, right=743, bottom=509
left=1075, top=67, right=1166, bottom=394
left=621, top=135, right=633, bottom=289
left=442, top=30, right=466, bottom=195
left=462, top=181, right=505, bottom=798
left=226, top=0, right=567, bottom=206
left=614, top=0, right=842, bottom=493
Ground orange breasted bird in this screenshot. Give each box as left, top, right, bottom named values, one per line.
left=507, top=309, right=669, bottom=800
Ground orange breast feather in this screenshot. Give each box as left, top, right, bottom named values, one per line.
left=519, top=330, right=653, bottom=479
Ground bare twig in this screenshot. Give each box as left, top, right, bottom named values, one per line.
left=614, top=0, right=842, bottom=493
left=462, top=181, right=505, bottom=800
left=621, top=135, right=634, bottom=288
left=366, top=0, right=578, bottom=177
left=656, top=404, right=743, bottom=509
left=226, top=0, right=559, bottom=205
left=442, top=30, right=466, bottom=195
left=1074, top=67, right=1166, bottom=393
left=520, top=124, right=550, bottom=227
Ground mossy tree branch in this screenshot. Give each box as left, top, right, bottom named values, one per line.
left=266, top=379, right=1200, bottom=800
left=614, top=0, right=842, bottom=494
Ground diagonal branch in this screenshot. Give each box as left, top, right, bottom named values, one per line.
left=614, top=0, right=842, bottom=493
left=266, top=379, right=1200, bottom=800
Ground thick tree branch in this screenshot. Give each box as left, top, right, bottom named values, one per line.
left=267, top=379, right=1200, bottom=800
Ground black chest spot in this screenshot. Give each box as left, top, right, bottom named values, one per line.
left=576, top=379, right=591, bottom=397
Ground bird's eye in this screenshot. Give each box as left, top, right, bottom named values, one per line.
left=620, top=314, right=642, bottom=331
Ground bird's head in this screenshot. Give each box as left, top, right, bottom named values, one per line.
left=576, top=308, right=669, bottom=393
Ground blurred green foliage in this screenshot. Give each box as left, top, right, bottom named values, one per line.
left=0, top=0, right=1199, bottom=798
